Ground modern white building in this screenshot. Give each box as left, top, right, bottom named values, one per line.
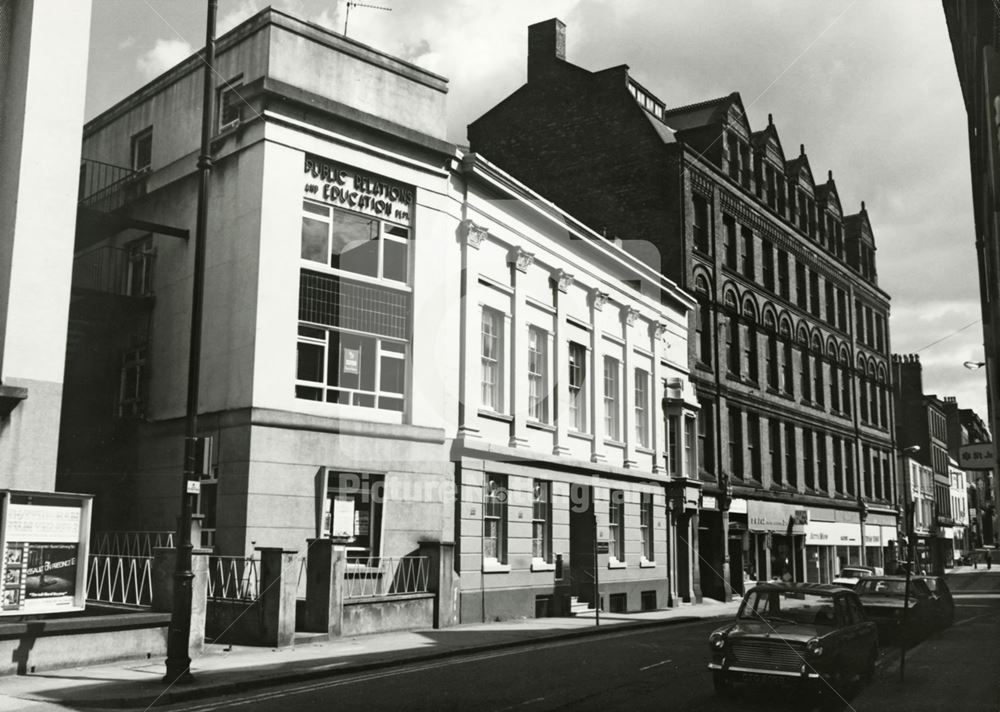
left=60, top=8, right=698, bottom=621
left=0, top=0, right=92, bottom=489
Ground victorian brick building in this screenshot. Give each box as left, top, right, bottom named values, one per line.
left=469, top=19, right=898, bottom=599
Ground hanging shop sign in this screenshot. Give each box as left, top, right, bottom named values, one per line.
left=303, top=155, right=414, bottom=225
left=958, top=442, right=997, bottom=471
left=0, top=491, right=92, bottom=616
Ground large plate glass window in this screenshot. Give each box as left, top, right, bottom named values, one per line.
left=297, top=191, right=411, bottom=413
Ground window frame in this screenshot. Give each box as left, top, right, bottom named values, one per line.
left=130, top=126, right=152, bottom=172
left=483, top=475, right=509, bottom=568
left=634, top=367, right=650, bottom=448
left=481, top=306, right=506, bottom=413
left=568, top=341, right=588, bottom=433
left=527, top=325, right=549, bottom=423
left=531, top=479, right=553, bottom=566
left=608, top=489, right=626, bottom=563
left=639, top=492, right=654, bottom=563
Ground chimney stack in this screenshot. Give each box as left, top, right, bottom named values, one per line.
left=528, top=18, right=566, bottom=82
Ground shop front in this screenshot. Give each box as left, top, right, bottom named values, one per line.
left=745, top=500, right=808, bottom=583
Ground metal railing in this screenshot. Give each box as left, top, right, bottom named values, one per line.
left=87, top=554, right=153, bottom=607
left=208, top=555, right=260, bottom=601
left=79, top=158, right=146, bottom=212
left=91, top=530, right=175, bottom=557
left=73, top=245, right=155, bottom=298
left=344, top=556, right=429, bottom=599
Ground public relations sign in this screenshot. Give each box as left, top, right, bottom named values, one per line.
left=0, top=491, right=92, bottom=616
left=959, top=442, right=997, bottom=470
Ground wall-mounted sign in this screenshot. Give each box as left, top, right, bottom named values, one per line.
left=595, top=541, right=609, bottom=554
left=959, top=442, right=996, bottom=470
left=1, top=491, right=92, bottom=616
left=747, top=501, right=809, bottom=533
left=303, top=155, right=414, bottom=225
left=342, top=347, right=360, bottom=375
left=701, top=495, right=717, bottom=511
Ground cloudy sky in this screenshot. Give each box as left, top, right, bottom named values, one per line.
left=85, top=0, right=988, bottom=419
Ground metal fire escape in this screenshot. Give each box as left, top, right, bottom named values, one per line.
left=60, top=159, right=188, bottom=477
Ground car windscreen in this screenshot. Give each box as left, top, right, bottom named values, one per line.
left=856, top=579, right=907, bottom=596
left=738, top=590, right=837, bottom=626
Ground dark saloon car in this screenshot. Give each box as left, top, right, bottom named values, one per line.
left=915, top=575, right=954, bottom=629
left=854, top=576, right=935, bottom=641
left=708, top=583, right=878, bottom=699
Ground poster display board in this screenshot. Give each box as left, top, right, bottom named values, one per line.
left=0, top=491, right=92, bottom=616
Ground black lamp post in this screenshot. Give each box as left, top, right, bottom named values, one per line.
left=164, top=0, right=217, bottom=684
left=899, top=445, right=920, bottom=682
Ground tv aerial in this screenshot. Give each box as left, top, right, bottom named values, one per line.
left=344, top=1, right=392, bottom=37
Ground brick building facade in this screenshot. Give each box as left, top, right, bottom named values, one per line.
left=469, top=19, right=898, bottom=599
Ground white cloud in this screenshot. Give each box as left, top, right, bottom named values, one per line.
left=136, top=38, right=193, bottom=81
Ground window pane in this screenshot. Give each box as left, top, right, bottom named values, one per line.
left=301, top=217, right=329, bottom=263
left=380, top=352, right=405, bottom=394
left=297, top=341, right=324, bottom=382
left=331, top=211, right=379, bottom=277
left=383, top=238, right=408, bottom=282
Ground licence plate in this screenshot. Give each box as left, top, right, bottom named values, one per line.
left=734, top=671, right=795, bottom=686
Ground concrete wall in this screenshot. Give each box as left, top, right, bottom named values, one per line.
left=0, top=0, right=91, bottom=489
left=0, top=610, right=168, bottom=676
left=342, top=594, right=434, bottom=636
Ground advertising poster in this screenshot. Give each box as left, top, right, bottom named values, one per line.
left=0, top=491, right=92, bottom=616
left=24, top=543, right=77, bottom=608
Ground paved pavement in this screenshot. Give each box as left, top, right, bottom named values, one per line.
left=0, top=598, right=741, bottom=710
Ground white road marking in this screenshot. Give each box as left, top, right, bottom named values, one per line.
left=639, top=659, right=672, bottom=671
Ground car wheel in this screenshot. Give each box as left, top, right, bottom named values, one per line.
left=713, top=671, right=735, bottom=697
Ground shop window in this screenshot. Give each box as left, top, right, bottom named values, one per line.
left=568, top=342, right=588, bottom=432
left=532, top=480, right=552, bottom=563
left=527, top=326, right=548, bottom=422
left=324, top=472, right=384, bottom=557
left=484, top=476, right=508, bottom=564
left=131, top=127, right=152, bottom=172
left=608, top=489, right=625, bottom=562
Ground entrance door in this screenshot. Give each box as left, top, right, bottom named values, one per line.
left=568, top=486, right=596, bottom=604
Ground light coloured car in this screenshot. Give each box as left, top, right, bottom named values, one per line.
left=832, top=565, right=877, bottom=588
left=708, top=582, right=879, bottom=700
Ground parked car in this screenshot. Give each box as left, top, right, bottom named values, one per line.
left=708, top=582, right=878, bottom=700
left=854, top=576, right=935, bottom=642
left=914, top=575, right=954, bottom=629
left=832, top=565, right=877, bottom=588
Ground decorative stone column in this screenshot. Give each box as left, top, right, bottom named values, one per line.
left=458, top=219, right=488, bottom=440
left=508, top=247, right=534, bottom=448
left=552, top=269, right=574, bottom=456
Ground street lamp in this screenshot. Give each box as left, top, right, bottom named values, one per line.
left=964, top=361, right=986, bottom=370
left=164, top=0, right=217, bottom=685
left=899, top=444, right=920, bottom=682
